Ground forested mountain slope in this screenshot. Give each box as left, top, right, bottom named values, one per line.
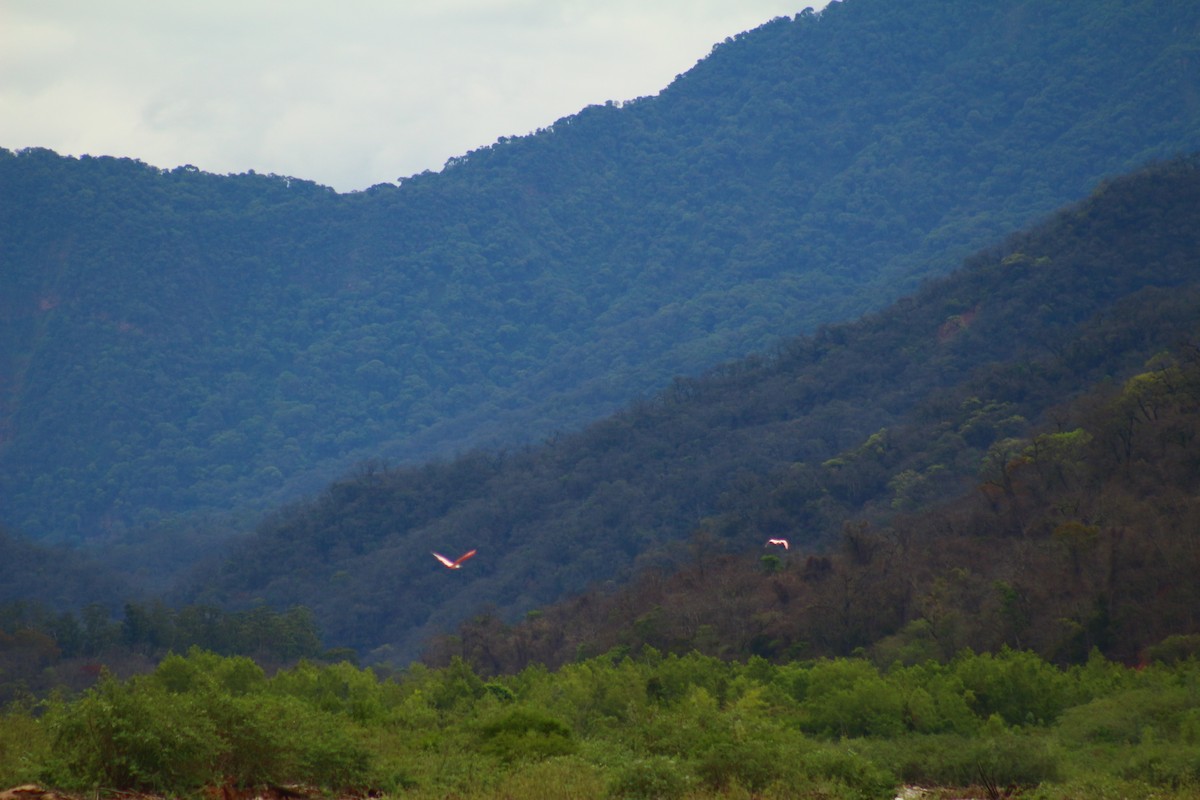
left=194, top=157, right=1200, bottom=663
left=2, top=0, right=1198, bottom=562
left=429, top=285, right=1200, bottom=675
left=0, top=526, right=135, bottom=611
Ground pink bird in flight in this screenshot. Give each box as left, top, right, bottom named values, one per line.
left=765, top=538, right=789, bottom=550
left=432, top=549, right=477, bottom=569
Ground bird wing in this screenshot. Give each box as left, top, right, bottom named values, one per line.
left=453, top=549, right=478, bottom=565
left=432, top=551, right=457, bottom=568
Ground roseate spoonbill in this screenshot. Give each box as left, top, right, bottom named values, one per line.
left=432, top=549, right=477, bottom=569
left=765, top=538, right=789, bottom=550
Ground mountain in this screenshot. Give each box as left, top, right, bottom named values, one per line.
left=192, top=156, right=1200, bottom=663
left=427, top=338, right=1200, bottom=673
left=3, top=0, right=1199, bottom=565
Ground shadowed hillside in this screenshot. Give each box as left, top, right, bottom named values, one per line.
left=427, top=307, right=1200, bottom=674
left=193, top=157, right=1200, bottom=663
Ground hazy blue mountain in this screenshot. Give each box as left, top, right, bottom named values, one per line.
left=192, top=157, right=1200, bottom=662
left=2, top=0, right=1198, bottom=573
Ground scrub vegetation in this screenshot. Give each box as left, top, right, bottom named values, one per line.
left=3, top=647, right=1200, bottom=799
left=3, top=2, right=1200, bottom=796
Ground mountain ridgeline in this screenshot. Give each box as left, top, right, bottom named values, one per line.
left=195, top=157, right=1200, bottom=663
left=2, top=0, right=1200, bottom=564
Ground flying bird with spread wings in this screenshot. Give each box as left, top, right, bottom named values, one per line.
left=432, top=549, right=477, bottom=569
left=765, top=538, right=789, bottom=550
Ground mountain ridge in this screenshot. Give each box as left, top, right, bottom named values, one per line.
left=192, top=155, right=1200, bottom=662
left=3, top=0, right=1199, bottom=557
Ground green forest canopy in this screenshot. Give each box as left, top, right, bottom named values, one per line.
left=1, top=158, right=1199, bottom=800
left=2, top=0, right=1198, bottom=566
left=194, top=156, right=1200, bottom=664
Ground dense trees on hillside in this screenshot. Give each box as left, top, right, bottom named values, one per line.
left=426, top=342, right=1200, bottom=673
left=0, top=598, right=331, bottom=704
left=2, top=0, right=1199, bottom=573
left=1, top=151, right=1198, bottom=799
left=196, top=157, right=1200, bottom=662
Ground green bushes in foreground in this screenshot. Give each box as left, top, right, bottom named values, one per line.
left=2, top=646, right=1199, bottom=798
left=36, top=652, right=373, bottom=794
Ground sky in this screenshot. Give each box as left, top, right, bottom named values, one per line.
left=1, top=1, right=830, bottom=193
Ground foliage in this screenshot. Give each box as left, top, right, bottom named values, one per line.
left=800, top=658, right=907, bottom=737
left=0, top=601, right=328, bottom=705
left=2, top=0, right=1199, bottom=595
left=492, top=757, right=606, bottom=800
left=199, top=154, right=1200, bottom=663
left=4, top=647, right=1200, bottom=798
left=606, top=756, right=692, bottom=800
left=476, top=707, right=576, bottom=762
left=38, top=651, right=374, bottom=792
left=0, top=3, right=1198, bottom=741
left=0, top=5, right=1198, bottom=797
left=796, top=744, right=897, bottom=800
left=0, top=702, right=49, bottom=786
left=872, top=727, right=1061, bottom=790
left=41, top=672, right=222, bottom=792
left=952, top=648, right=1074, bottom=727
left=427, top=305, right=1200, bottom=674
left=6, top=153, right=1199, bottom=685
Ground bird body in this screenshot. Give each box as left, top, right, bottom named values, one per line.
left=432, top=549, right=477, bottom=569
left=765, top=538, right=789, bottom=550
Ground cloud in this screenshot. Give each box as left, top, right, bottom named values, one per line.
left=0, top=1, right=825, bottom=192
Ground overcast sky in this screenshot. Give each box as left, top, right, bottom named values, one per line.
left=1, top=1, right=830, bottom=193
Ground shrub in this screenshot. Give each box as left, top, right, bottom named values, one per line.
left=42, top=674, right=220, bottom=793
left=477, top=707, right=577, bottom=762
left=953, top=648, right=1072, bottom=726
left=887, top=662, right=979, bottom=735
left=607, top=755, right=691, bottom=800
left=800, top=744, right=897, bottom=800
left=42, top=661, right=374, bottom=794
left=496, top=757, right=605, bottom=800
left=881, top=718, right=1060, bottom=789
left=801, top=659, right=906, bottom=738
left=694, top=738, right=782, bottom=792
left=1145, top=634, right=1200, bottom=665
left=284, top=703, right=373, bottom=790
left=1116, top=738, right=1200, bottom=789
left=211, top=693, right=372, bottom=789
left=267, top=659, right=388, bottom=723
left=1056, top=687, right=1198, bottom=746
left=0, top=704, right=50, bottom=786
left=972, top=729, right=1062, bottom=788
